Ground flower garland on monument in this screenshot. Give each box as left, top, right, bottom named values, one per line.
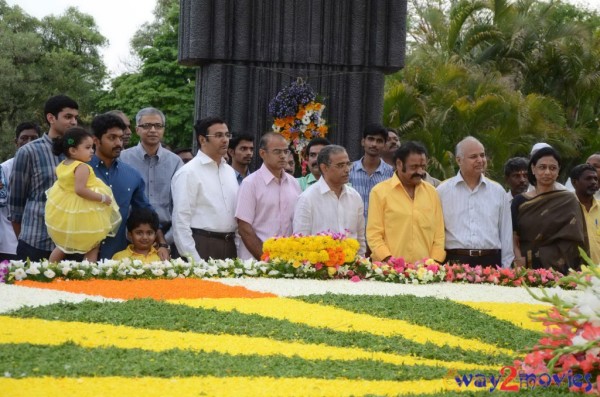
left=268, top=79, right=328, bottom=172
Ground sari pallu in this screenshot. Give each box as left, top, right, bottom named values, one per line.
left=514, top=190, right=588, bottom=273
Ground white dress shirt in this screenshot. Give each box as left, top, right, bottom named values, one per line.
left=437, top=172, right=514, bottom=267
left=293, top=177, right=366, bottom=256
left=0, top=158, right=17, bottom=255
left=171, top=151, right=238, bottom=262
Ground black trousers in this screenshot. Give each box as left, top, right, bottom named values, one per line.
left=445, top=252, right=503, bottom=268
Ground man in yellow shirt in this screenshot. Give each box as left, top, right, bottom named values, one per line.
left=571, top=164, right=600, bottom=264
left=366, top=141, right=445, bottom=263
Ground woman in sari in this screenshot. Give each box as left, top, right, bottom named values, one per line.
left=511, top=147, right=588, bottom=273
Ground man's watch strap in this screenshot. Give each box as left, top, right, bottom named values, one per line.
left=157, top=243, right=170, bottom=250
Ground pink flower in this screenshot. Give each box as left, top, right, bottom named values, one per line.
left=350, top=275, right=361, bottom=283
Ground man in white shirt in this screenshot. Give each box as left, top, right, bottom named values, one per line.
left=235, top=133, right=301, bottom=260
left=0, top=122, right=41, bottom=261
left=437, top=136, right=514, bottom=268
left=171, top=117, right=239, bottom=261
left=294, top=145, right=365, bottom=256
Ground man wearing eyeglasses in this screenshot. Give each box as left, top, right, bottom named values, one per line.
left=367, top=141, right=446, bottom=263
left=172, top=116, right=239, bottom=261
left=235, top=133, right=301, bottom=260
left=293, top=145, right=365, bottom=255
left=1, top=122, right=42, bottom=261
left=120, top=107, right=183, bottom=255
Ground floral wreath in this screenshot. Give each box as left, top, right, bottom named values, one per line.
left=268, top=79, right=328, bottom=156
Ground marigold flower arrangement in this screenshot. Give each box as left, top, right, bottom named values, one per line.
left=268, top=79, right=328, bottom=155
left=515, top=254, right=600, bottom=394
left=261, top=231, right=359, bottom=273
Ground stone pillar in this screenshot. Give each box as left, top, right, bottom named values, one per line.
left=179, top=0, right=406, bottom=161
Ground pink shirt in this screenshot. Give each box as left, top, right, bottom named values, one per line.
left=235, top=163, right=301, bottom=259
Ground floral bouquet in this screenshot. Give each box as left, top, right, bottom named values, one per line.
left=261, top=231, right=359, bottom=277
left=515, top=253, right=600, bottom=393
left=443, top=263, right=571, bottom=288
left=268, top=79, right=328, bottom=155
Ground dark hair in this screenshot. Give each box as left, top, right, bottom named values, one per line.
left=229, top=133, right=255, bottom=150
left=363, top=123, right=388, bottom=141
left=387, top=127, right=399, bottom=136
left=570, top=163, right=597, bottom=182
left=52, top=127, right=93, bottom=157
left=393, top=141, right=428, bottom=170
left=44, top=95, right=78, bottom=125
left=528, top=146, right=561, bottom=185
left=305, top=137, right=331, bottom=156
left=91, top=113, right=127, bottom=139
left=194, top=116, right=226, bottom=140
left=173, top=147, right=193, bottom=155
left=503, top=157, right=528, bottom=178
left=126, top=208, right=159, bottom=232
left=317, top=145, right=346, bottom=167
left=15, top=122, right=42, bottom=139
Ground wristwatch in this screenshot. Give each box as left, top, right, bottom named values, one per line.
left=157, top=243, right=170, bottom=251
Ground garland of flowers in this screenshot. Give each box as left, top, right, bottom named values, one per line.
left=268, top=79, right=328, bottom=155
left=1, top=256, right=576, bottom=289
left=515, top=254, right=600, bottom=393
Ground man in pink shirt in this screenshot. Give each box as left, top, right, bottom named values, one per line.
left=235, top=133, right=301, bottom=259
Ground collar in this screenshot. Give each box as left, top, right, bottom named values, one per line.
left=196, top=150, right=227, bottom=166
left=126, top=244, right=159, bottom=257
left=354, top=157, right=389, bottom=174
left=90, top=154, right=119, bottom=169
left=134, top=142, right=164, bottom=159
left=316, top=176, right=347, bottom=195
left=454, top=171, right=486, bottom=187
left=258, top=163, right=288, bottom=185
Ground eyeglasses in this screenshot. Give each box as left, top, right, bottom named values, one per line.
left=206, top=133, right=232, bottom=139
left=535, top=164, right=559, bottom=172
left=331, top=161, right=353, bottom=169
left=138, top=123, right=165, bottom=130
left=266, top=148, right=291, bottom=156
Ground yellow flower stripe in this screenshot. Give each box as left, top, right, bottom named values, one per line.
left=458, top=301, right=549, bottom=332
left=0, top=316, right=495, bottom=371
left=169, top=298, right=514, bottom=356
left=0, top=376, right=463, bottom=397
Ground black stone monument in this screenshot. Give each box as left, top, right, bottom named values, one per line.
left=179, top=0, right=407, bottom=160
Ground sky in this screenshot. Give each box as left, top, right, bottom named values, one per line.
left=5, top=0, right=157, bottom=77
left=5, top=0, right=599, bottom=78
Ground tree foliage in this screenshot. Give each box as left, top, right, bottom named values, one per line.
left=0, top=0, right=107, bottom=161
left=387, top=0, right=600, bottom=181
left=97, top=0, right=195, bottom=149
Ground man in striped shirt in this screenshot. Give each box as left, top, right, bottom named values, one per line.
left=436, top=136, right=514, bottom=268
left=9, top=95, right=79, bottom=261
left=349, top=123, right=394, bottom=219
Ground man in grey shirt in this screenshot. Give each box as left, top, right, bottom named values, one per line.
left=120, top=107, right=183, bottom=252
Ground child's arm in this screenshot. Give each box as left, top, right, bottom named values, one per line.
left=74, top=163, right=112, bottom=205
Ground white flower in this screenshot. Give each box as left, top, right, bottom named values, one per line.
left=91, top=267, right=100, bottom=276
left=317, top=118, right=326, bottom=127
left=302, top=115, right=311, bottom=125
left=193, top=267, right=206, bottom=277
left=4, top=372, right=11, bottom=378
left=245, top=269, right=258, bottom=276
left=305, top=110, right=314, bottom=117
left=167, top=269, right=178, bottom=278
left=268, top=270, right=280, bottom=276
left=105, top=268, right=113, bottom=276
left=151, top=269, right=164, bottom=276
left=571, top=334, right=588, bottom=346
left=61, top=266, right=71, bottom=276
left=43, top=269, right=56, bottom=279
left=13, top=268, right=27, bottom=281
left=25, top=263, right=41, bottom=275
left=234, top=268, right=243, bottom=275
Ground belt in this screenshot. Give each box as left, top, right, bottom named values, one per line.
left=446, top=249, right=500, bottom=257
left=191, top=228, right=235, bottom=241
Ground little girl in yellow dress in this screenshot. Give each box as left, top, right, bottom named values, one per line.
left=46, top=127, right=121, bottom=262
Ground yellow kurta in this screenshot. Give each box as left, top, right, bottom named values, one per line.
left=112, top=245, right=161, bottom=263
left=581, top=200, right=600, bottom=264
left=367, top=173, right=446, bottom=263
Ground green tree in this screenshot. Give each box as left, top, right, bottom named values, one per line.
left=0, top=1, right=107, bottom=161
left=98, top=0, right=195, bottom=149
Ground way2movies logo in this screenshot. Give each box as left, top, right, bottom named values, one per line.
left=445, top=366, right=594, bottom=392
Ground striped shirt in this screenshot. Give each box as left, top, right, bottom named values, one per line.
left=436, top=172, right=514, bottom=268
left=8, top=134, right=61, bottom=251
left=348, top=157, right=394, bottom=218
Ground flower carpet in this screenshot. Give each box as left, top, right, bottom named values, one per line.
left=0, top=275, right=592, bottom=396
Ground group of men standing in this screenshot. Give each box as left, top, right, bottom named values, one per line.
left=2, top=94, right=598, bottom=269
